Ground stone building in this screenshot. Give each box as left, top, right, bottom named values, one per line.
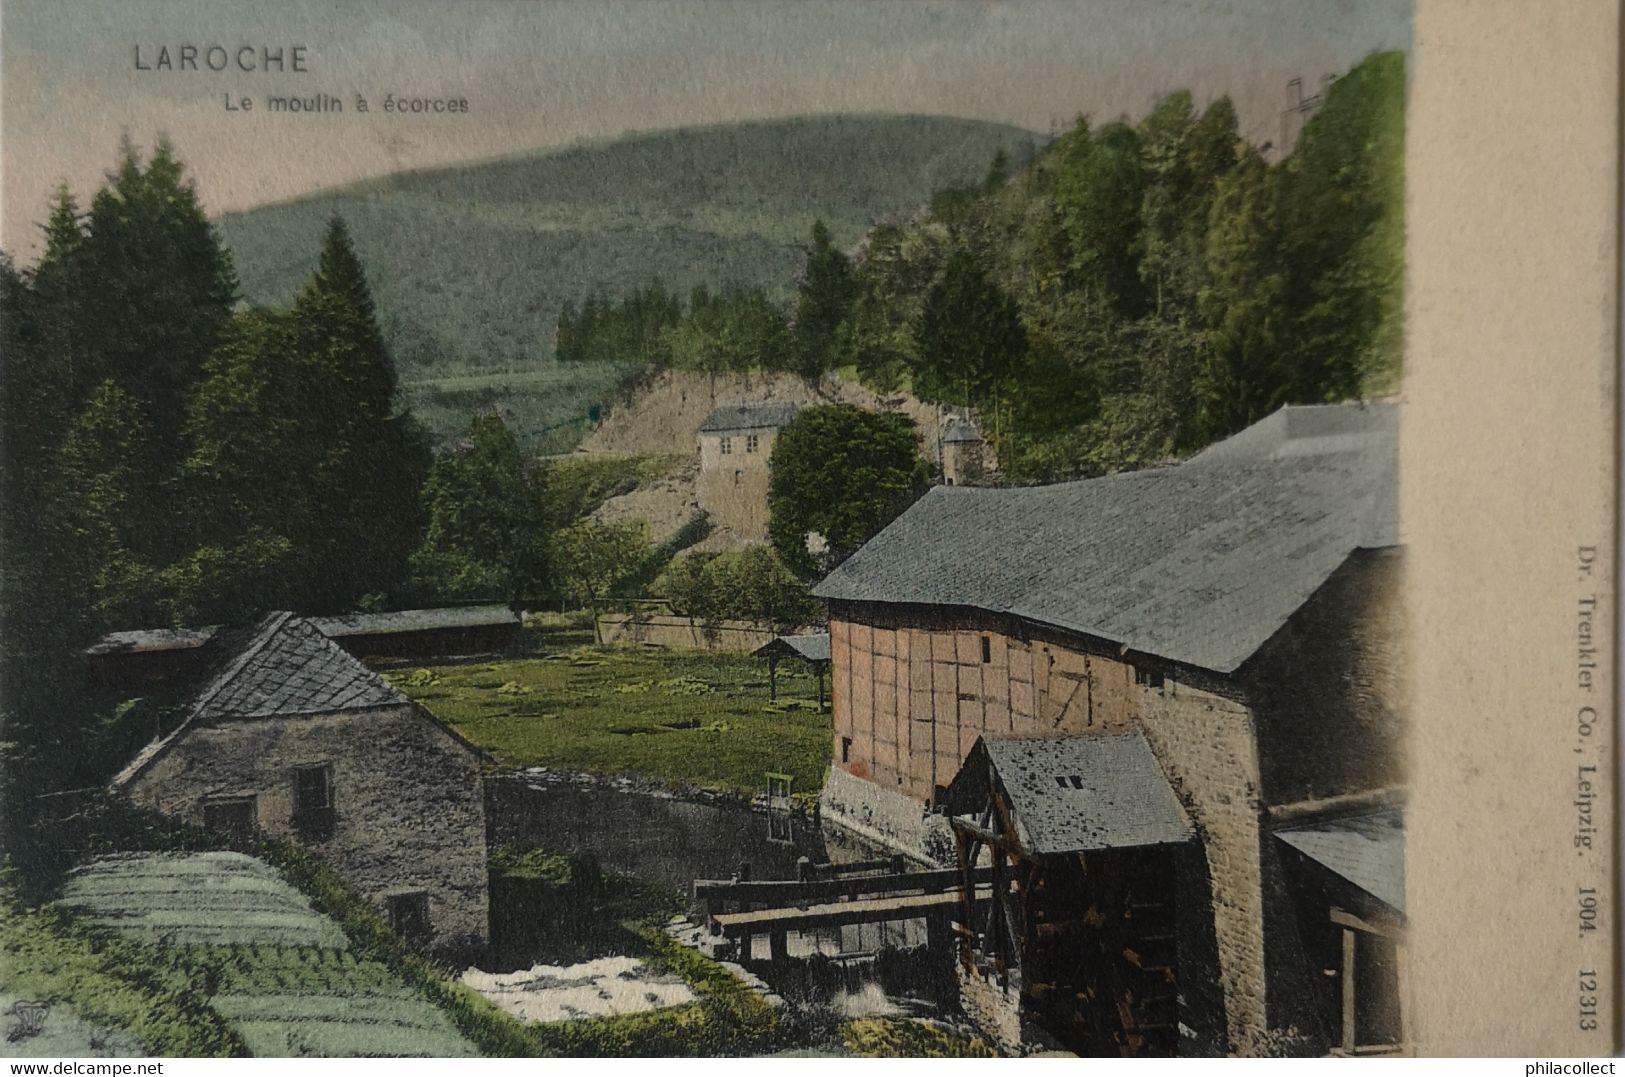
left=811, top=402, right=1403, bottom=1056
left=939, top=412, right=989, bottom=486
left=695, top=404, right=797, bottom=542
left=112, top=612, right=490, bottom=958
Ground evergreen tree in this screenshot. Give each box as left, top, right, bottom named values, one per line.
left=77, top=139, right=238, bottom=477
left=1194, top=150, right=1289, bottom=440
left=54, top=380, right=168, bottom=628
left=0, top=257, right=103, bottom=871
left=289, top=217, right=431, bottom=610
left=913, top=249, right=1027, bottom=408
left=410, top=413, right=546, bottom=605
left=789, top=220, right=856, bottom=377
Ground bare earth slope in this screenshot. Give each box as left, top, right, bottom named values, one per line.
left=580, top=370, right=943, bottom=551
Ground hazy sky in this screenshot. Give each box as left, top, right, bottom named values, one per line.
left=2, top=0, right=1410, bottom=258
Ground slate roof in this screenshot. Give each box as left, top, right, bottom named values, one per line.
left=309, top=604, right=519, bottom=638
left=698, top=404, right=798, bottom=433
left=112, top=612, right=410, bottom=788
left=814, top=402, right=1396, bottom=675
left=941, top=414, right=983, bottom=444
left=752, top=632, right=831, bottom=663
left=976, top=732, right=1193, bottom=854
left=1277, top=809, right=1405, bottom=916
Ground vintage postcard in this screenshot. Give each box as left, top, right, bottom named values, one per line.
left=0, top=0, right=1615, bottom=1062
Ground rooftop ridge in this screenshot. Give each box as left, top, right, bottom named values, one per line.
left=184, top=611, right=292, bottom=722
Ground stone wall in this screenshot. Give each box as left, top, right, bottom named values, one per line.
left=124, top=704, right=489, bottom=955
left=597, top=613, right=807, bottom=653
left=1138, top=681, right=1269, bottom=1054
left=1243, top=549, right=1406, bottom=806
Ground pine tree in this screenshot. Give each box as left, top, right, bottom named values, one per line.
left=913, top=249, right=1027, bottom=408
left=289, top=217, right=430, bottom=611
left=78, top=139, right=238, bottom=469
left=789, top=220, right=856, bottom=378
left=410, top=413, right=546, bottom=604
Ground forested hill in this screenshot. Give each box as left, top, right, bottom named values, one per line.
left=216, top=114, right=1041, bottom=379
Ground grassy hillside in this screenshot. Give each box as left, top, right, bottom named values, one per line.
left=216, top=114, right=1040, bottom=449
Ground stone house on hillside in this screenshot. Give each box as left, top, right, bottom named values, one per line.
left=811, top=402, right=1404, bottom=1057
left=112, top=612, right=490, bottom=957
left=695, top=404, right=797, bottom=542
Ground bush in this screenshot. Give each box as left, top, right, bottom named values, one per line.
left=652, top=546, right=819, bottom=628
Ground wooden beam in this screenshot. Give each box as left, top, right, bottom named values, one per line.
left=1330, top=906, right=1407, bottom=942
left=693, top=866, right=988, bottom=907
left=950, top=815, right=1022, bottom=856
left=709, top=884, right=994, bottom=937
left=1341, top=926, right=1357, bottom=1054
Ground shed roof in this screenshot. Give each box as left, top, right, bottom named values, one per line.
left=965, top=732, right=1193, bottom=854
left=84, top=625, right=219, bottom=656
left=752, top=632, right=831, bottom=663
left=699, top=404, right=798, bottom=433
left=814, top=402, right=1396, bottom=675
left=1277, top=809, right=1405, bottom=916
left=112, top=612, right=410, bottom=788
left=309, top=604, right=519, bottom=638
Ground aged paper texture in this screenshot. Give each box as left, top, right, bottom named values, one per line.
left=1406, top=0, right=1619, bottom=1056
left=0, top=0, right=1616, bottom=1060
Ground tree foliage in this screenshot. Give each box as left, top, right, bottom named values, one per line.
left=410, top=414, right=546, bottom=605
left=1, top=143, right=442, bottom=877
left=651, top=547, right=818, bottom=628
left=789, top=220, right=857, bottom=377
left=840, top=50, right=1405, bottom=480
left=552, top=520, right=651, bottom=639
left=767, top=405, right=929, bottom=577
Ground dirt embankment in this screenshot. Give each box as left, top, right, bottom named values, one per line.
left=578, top=369, right=945, bottom=460
left=574, top=369, right=945, bottom=553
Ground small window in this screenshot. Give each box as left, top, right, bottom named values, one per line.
left=767, top=773, right=793, bottom=800
left=733, top=469, right=743, bottom=486
left=1135, top=667, right=1165, bottom=690
left=841, top=736, right=852, bottom=764
left=203, top=796, right=256, bottom=845
left=386, top=892, right=431, bottom=941
left=292, top=764, right=335, bottom=832
left=980, top=636, right=992, bottom=663
left=1054, top=775, right=1084, bottom=790
left=720, top=436, right=732, bottom=455
left=746, top=434, right=760, bottom=453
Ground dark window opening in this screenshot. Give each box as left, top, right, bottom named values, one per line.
left=387, top=892, right=431, bottom=941
left=1134, top=667, right=1165, bottom=690
left=292, top=764, right=335, bottom=834
left=1054, top=775, right=1085, bottom=790
left=841, top=736, right=852, bottom=764
left=980, top=636, right=992, bottom=663
left=719, top=436, right=732, bottom=455
left=746, top=434, right=760, bottom=453
left=202, top=796, right=256, bottom=846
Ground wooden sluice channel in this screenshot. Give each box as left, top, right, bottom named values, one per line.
left=691, top=858, right=995, bottom=966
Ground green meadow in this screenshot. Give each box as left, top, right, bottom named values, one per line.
left=391, top=646, right=832, bottom=803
